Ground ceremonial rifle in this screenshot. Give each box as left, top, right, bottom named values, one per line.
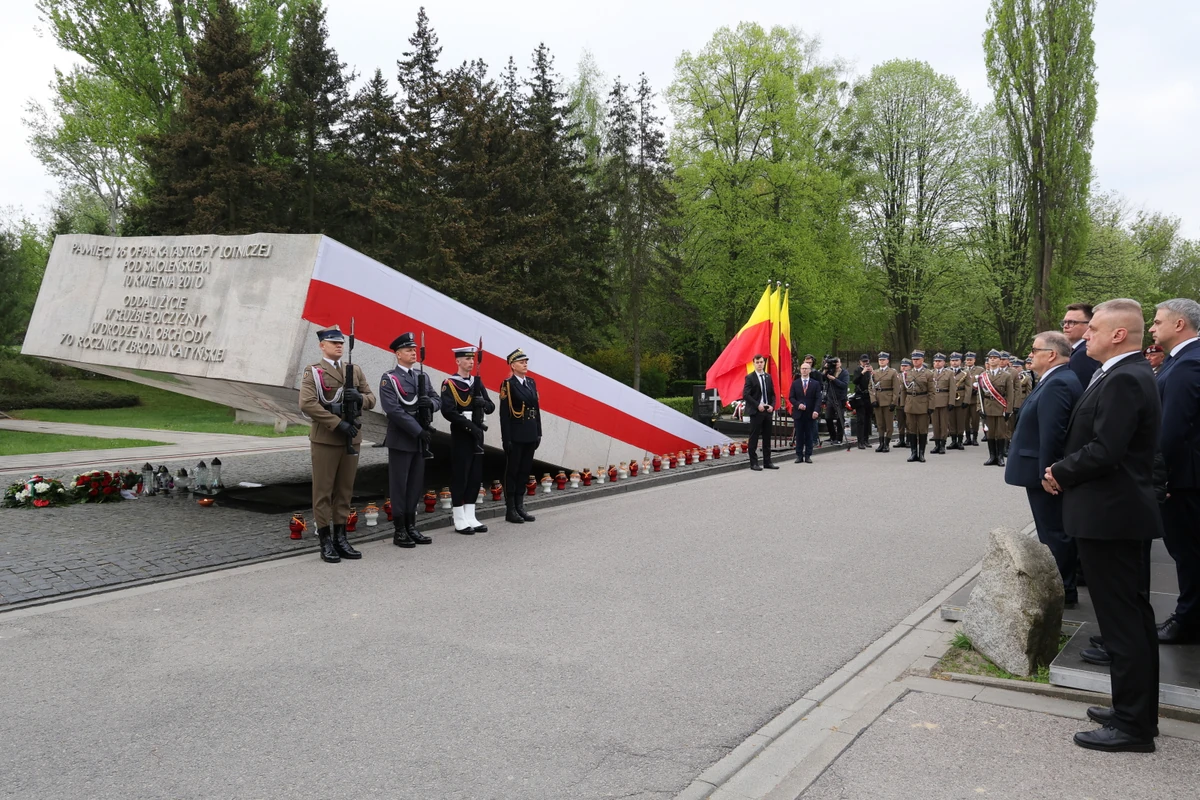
left=417, top=332, right=435, bottom=460
left=341, top=318, right=360, bottom=455
left=471, top=337, right=487, bottom=455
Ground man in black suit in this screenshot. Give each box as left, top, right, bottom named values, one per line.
left=1063, top=302, right=1101, bottom=387
left=1045, top=298, right=1162, bottom=753
left=743, top=354, right=778, bottom=470
left=1005, top=331, right=1083, bottom=604
left=1149, top=298, right=1200, bottom=644
left=789, top=360, right=823, bottom=463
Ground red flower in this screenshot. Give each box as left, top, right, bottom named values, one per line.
left=89, top=488, right=98, bottom=496
left=102, top=486, right=115, bottom=495
left=33, top=498, right=50, bottom=507
left=76, top=477, right=87, bottom=487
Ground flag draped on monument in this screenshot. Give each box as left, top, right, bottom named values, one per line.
left=705, top=284, right=774, bottom=403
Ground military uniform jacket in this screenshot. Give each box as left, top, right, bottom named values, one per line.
left=951, top=368, right=970, bottom=406
left=931, top=368, right=954, bottom=409
left=902, top=367, right=933, bottom=415
left=299, top=360, right=376, bottom=445
left=1010, top=368, right=1032, bottom=410
left=979, top=368, right=1013, bottom=416
left=379, top=365, right=439, bottom=452
left=962, top=366, right=983, bottom=406
left=869, top=367, right=900, bottom=407
left=440, top=374, right=495, bottom=437
left=499, top=375, right=542, bottom=444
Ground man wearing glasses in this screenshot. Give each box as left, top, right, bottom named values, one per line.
left=1063, top=303, right=1101, bottom=386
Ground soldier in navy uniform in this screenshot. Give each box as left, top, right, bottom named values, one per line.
left=378, top=332, right=438, bottom=548
left=441, top=345, right=494, bottom=534
left=499, top=348, right=541, bottom=524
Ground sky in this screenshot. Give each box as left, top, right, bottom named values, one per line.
left=3, top=0, right=1197, bottom=236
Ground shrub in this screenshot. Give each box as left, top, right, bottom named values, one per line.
left=0, top=357, right=52, bottom=395
left=0, top=387, right=140, bottom=412
left=656, top=396, right=693, bottom=415
left=638, top=367, right=668, bottom=398
left=669, top=379, right=705, bottom=397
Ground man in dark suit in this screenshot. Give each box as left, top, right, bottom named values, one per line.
left=499, top=348, right=541, bottom=524
left=789, top=360, right=823, bottom=463
left=1063, top=302, right=1101, bottom=387
left=1005, top=331, right=1083, bottom=604
left=379, top=332, right=439, bottom=548
left=1045, top=299, right=1162, bottom=753
left=743, top=354, right=778, bottom=470
left=1149, top=298, right=1200, bottom=644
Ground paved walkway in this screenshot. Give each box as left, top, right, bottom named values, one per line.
left=0, top=419, right=309, bottom=476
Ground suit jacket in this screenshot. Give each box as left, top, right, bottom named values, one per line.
left=1005, top=366, right=1082, bottom=488
left=1157, top=338, right=1200, bottom=489
left=743, top=371, right=776, bottom=417
left=1068, top=341, right=1101, bottom=387
left=788, top=375, right=823, bottom=418
left=379, top=365, right=438, bottom=451
left=1050, top=354, right=1163, bottom=541
left=299, top=361, right=376, bottom=446
left=499, top=375, right=541, bottom=443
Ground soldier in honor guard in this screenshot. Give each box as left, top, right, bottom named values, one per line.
left=440, top=345, right=495, bottom=534
left=963, top=352, right=983, bottom=446
left=379, top=332, right=438, bottom=548
left=979, top=348, right=1014, bottom=466
left=948, top=353, right=968, bottom=450
left=499, top=348, right=541, bottom=524
left=869, top=351, right=900, bottom=452
left=1009, top=352, right=1033, bottom=434
left=930, top=353, right=953, bottom=455
left=901, top=350, right=934, bottom=462
left=895, top=358, right=912, bottom=448
left=299, top=326, right=377, bottom=563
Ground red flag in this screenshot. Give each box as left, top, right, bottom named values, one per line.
left=778, top=286, right=792, bottom=407
left=705, top=285, right=774, bottom=404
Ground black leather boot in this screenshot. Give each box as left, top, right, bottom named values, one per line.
left=505, top=492, right=525, bottom=523
left=516, top=493, right=536, bottom=522
left=937, top=439, right=947, bottom=454
left=875, top=437, right=886, bottom=452
left=907, top=434, right=919, bottom=463
left=918, top=435, right=927, bottom=462
left=332, top=524, right=362, bottom=559
left=984, top=439, right=998, bottom=466
left=997, top=440, right=1007, bottom=467
left=392, top=520, right=416, bottom=548
left=317, top=526, right=341, bottom=563
left=405, top=512, right=431, bottom=544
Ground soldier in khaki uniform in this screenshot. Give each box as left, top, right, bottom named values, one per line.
left=901, top=350, right=934, bottom=462
left=929, top=352, right=953, bottom=455
left=299, top=326, right=377, bottom=563
left=895, top=358, right=911, bottom=447
left=948, top=352, right=968, bottom=450
left=869, top=351, right=900, bottom=452
left=963, top=352, right=984, bottom=446
left=1009, top=353, right=1033, bottom=437
left=978, top=348, right=1013, bottom=467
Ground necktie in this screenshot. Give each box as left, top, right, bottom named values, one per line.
left=1088, top=369, right=1104, bottom=389
left=759, top=373, right=766, bottom=401
left=803, top=379, right=808, bottom=392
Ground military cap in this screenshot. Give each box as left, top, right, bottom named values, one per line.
left=507, top=348, right=529, bottom=364
left=860, top=354, right=870, bottom=363
left=911, top=349, right=924, bottom=358
left=901, top=358, right=913, bottom=366
left=316, top=326, right=344, bottom=343
left=1024, top=357, right=1033, bottom=365
left=987, top=348, right=1001, bottom=358
left=965, top=351, right=977, bottom=358
left=878, top=351, right=890, bottom=359
left=933, top=352, right=946, bottom=361
left=451, top=345, right=478, bottom=357
left=1000, top=351, right=1011, bottom=359
left=1145, top=344, right=1164, bottom=354
left=950, top=352, right=962, bottom=360
left=389, top=332, right=416, bottom=350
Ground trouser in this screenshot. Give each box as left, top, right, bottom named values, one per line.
left=1076, top=537, right=1160, bottom=739
left=794, top=414, right=817, bottom=457
left=931, top=406, right=949, bottom=439
left=1161, top=490, right=1200, bottom=627
left=895, top=407, right=907, bottom=440
left=967, top=405, right=980, bottom=437
left=1026, top=487, right=1077, bottom=600
left=448, top=431, right=484, bottom=506
left=853, top=397, right=872, bottom=441
left=503, top=440, right=538, bottom=499
left=825, top=404, right=844, bottom=442
left=310, top=442, right=359, bottom=528
left=905, top=411, right=929, bottom=438
left=748, top=413, right=774, bottom=465
left=984, top=415, right=1008, bottom=442
left=387, top=447, right=424, bottom=516
left=874, top=404, right=894, bottom=443
left=951, top=406, right=967, bottom=437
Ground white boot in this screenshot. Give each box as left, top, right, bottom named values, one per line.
left=452, top=505, right=472, bottom=534
left=465, top=504, right=488, bottom=533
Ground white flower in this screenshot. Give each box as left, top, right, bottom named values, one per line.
left=34, top=482, right=50, bottom=493
left=17, top=489, right=30, bottom=501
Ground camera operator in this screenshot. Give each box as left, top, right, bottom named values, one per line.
left=851, top=355, right=873, bottom=450
left=821, top=355, right=849, bottom=445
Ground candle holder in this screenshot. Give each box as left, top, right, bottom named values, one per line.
left=569, top=471, right=581, bottom=489
left=628, top=459, right=638, bottom=477
left=526, top=475, right=537, bottom=496
left=477, top=485, right=487, bottom=504
left=668, top=453, right=678, bottom=469
left=345, top=508, right=359, bottom=532
left=581, top=469, right=593, bottom=486
left=618, top=462, right=628, bottom=480
left=555, top=471, right=568, bottom=490
left=711, top=444, right=721, bottom=460
left=541, top=473, right=553, bottom=494
left=608, top=464, right=618, bottom=483
left=209, top=457, right=223, bottom=491
left=490, top=480, right=504, bottom=501
left=383, top=498, right=393, bottom=521
left=175, top=468, right=190, bottom=493
left=697, top=448, right=707, bottom=463
left=596, top=466, right=606, bottom=484
left=438, top=489, right=452, bottom=510
left=683, top=450, right=693, bottom=466
left=364, top=503, right=379, bottom=527
left=423, top=491, right=437, bottom=513
left=652, top=455, right=662, bottom=472
left=141, top=463, right=156, bottom=496
left=194, top=461, right=209, bottom=495
left=289, top=512, right=306, bottom=540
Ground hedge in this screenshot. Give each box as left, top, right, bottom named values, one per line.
left=0, top=388, right=141, bottom=412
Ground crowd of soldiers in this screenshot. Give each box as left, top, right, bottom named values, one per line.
left=299, top=328, right=541, bottom=564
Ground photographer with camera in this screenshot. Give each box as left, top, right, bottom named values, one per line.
left=851, top=355, right=874, bottom=450
left=821, top=355, right=849, bottom=446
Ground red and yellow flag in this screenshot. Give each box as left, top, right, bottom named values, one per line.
left=705, top=284, right=774, bottom=403
left=778, top=286, right=792, bottom=405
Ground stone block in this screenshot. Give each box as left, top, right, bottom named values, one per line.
left=962, top=527, right=1063, bottom=677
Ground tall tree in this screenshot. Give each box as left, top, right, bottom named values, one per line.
left=130, top=0, right=284, bottom=234
left=984, top=0, right=1098, bottom=330
left=343, top=68, right=404, bottom=262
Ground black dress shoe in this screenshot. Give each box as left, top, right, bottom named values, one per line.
left=804, top=457, right=813, bottom=464
left=1157, top=616, right=1199, bottom=644
left=1086, top=706, right=1114, bottom=725
left=505, top=509, right=525, bottom=523
left=1089, top=634, right=1104, bottom=648
left=764, top=463, right=779, bottom=469
left=392, top=526, right=416, bottom=548
left=1073, top=725, right=1154, bottom=753
left=1080, top=647, right=1111, bottom=667
left=751, top=464, right=763, bottom=471
left=795, top=457, right=804, bottom=463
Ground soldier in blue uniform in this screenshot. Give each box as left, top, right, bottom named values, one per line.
left=441, top=345, right=494, bottom=534
left=499, top=348, right=541, bottom=524
left=379, top=332, right=439, bottom=548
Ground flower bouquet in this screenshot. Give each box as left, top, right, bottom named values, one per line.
left=3, top=475, right=72, bottom=508
left=72, top=470, right=127, bottom=503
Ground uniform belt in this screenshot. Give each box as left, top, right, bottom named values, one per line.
left=936, top=389, right=948, bottom=392
left=909, top=391, right=928, bottom=395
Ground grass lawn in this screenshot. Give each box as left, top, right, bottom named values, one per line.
left=0, top=430, right=169, bottom=456
left=11, top=379, right=309, bottom=437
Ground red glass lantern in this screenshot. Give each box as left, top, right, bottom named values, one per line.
left=345, top=509, right=359, bottom=532
left=697, top=448, right=707, bottom=462
left=555, top=472, right=568, bottom=490
left=490, top=480, right=503, bottom=501
left=383, top=499, right=393, bottom=521
left=740, top=441, right=749, bottom=454
left=289, top=513, right=306, bottom=540
left=526, top=475, right=537, bottom=496
left=668, top=453, right=678, bottom=468
left=683, top=450, right=693, bottom=465
left=628, top=460, right=639, bottom=477
left=423, top=491, right=437, bottom=513
left=712, top=444, right=721, bottom=459
left=582, top=469, right=593, bottom=486
left=608, top=465, right=618, bottom=483
left=652, top=456, right=662, bottom=472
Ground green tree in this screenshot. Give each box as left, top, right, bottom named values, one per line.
left=0, top=217, right=50, bottom=346
left=130, top=0, right=285, bottom=234
left=343, top=68, right=404, bottom=263
left=984, top=0, right=1098, bottom=330
left=566, top=50, right=607, bottom=183
left=1072, top=192, right=1161, bottom=302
